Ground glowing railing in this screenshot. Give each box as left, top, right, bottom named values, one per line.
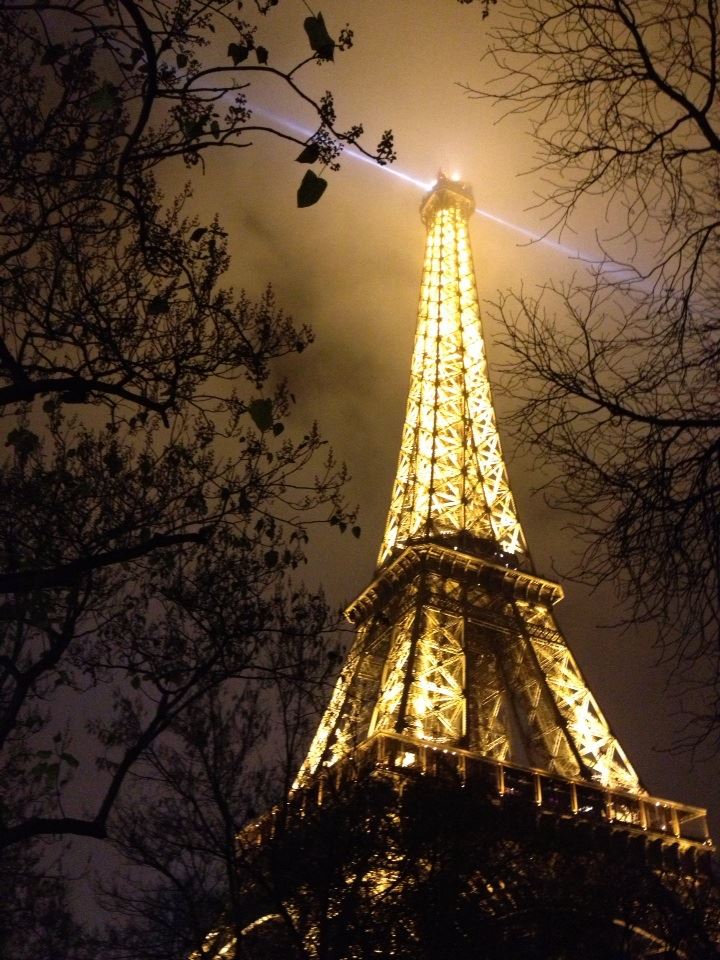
left=350, top=732, right=712, bottom=848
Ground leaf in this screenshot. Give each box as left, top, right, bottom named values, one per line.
left=352, top=525, right=361, bottom=539
left=210, top=120, right=221, bottom=139
left=228, top=42, right=249, bottom=65
left=41, top=44, right=66, bottom=66
left=104, top=448, right=123, bottom=476
left=176, top=53, right=188, bottom=68
left=182, top=118, right=205, bottom=140
left=296, top=142, right=321, bottom=164
left=6, top=427, right=40, bottom=458
left=248, top=398, right=273, bottom=432
left=272, top=422, right=284, bottom=436
left=255, top=46, right=269, bottom=64
left=147, top=295, right=169, bottom=315
left=304, top=13, right=335, bottom=61
left=297, top=170, right=328, bottom=208
left=61, top=752, right=79, bottom=768
left=264, top=549, right=279, bottom=568
left=190, top=227, right=207, bottom=242
left=31, top=761, right=60, bottom=785
left=89, top=84, right=117, bottom=112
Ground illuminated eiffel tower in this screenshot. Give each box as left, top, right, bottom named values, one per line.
left=297, top=174, right=710, bottom=858
left=194, top=174, right=716, bottom=960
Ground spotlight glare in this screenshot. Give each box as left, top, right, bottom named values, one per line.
left=250, top=103, right=583, bottom=258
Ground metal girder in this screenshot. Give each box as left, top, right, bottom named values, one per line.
left=515, top=600, right=641, bottom=792
left=298, top=176, right=642, bottom=804
left=378, top=195, right=526, bottom=566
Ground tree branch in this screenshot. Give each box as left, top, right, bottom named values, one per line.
left=0, top=530, right=211, bottom=594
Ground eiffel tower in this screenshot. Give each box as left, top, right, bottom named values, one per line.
left=194, top=174, right=717, bottom=960
left=297, top=174, right=711, bottom=860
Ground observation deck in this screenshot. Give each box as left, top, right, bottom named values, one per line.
left=312, top=732, right=714, bottom=873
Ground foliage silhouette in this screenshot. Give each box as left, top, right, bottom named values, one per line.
left=0, top=2, right=390, bottom=952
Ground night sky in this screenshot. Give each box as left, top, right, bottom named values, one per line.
left=184, top=1, right=720, bottom=840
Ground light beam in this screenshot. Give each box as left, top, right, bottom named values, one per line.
left=251, top=105, right=584, bottom=257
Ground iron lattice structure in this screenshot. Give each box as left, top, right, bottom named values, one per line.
left=192, top=175, right=714, bottom=960
left=378, top=181, right=526, bottom=566
left=298, top=176, right=709, bottom=849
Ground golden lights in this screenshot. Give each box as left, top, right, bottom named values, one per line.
left=299, top=178, right=642, bottom=798
left=378, top=195, right=526, bottom=565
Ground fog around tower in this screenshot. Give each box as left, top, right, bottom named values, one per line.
left=171, top=0, right=719, bottom=837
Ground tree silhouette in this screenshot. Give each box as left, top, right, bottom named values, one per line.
left=103, top=766, right=720, bottom=959
left=0, top=3, right=390, bottom=951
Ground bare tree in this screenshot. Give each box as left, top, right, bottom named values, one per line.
left=97, top=589, right=343, bottom=960
left=464, top=0, right=720, bottom=750
left=0, top=2, right=389, bottom=946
